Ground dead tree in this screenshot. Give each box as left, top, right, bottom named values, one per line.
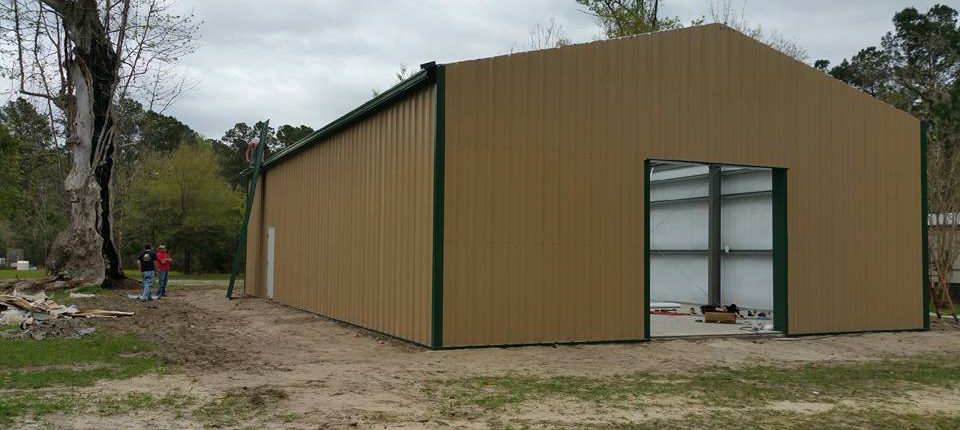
left=927, top=139, right=960, bottom=320
left=2, top=0, right=199, bottom=285
left=707, top=0, right=809, bottom=61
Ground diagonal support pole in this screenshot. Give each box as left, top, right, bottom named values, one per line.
left=226, top=120, right=270, bottom=299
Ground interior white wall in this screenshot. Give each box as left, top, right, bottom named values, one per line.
left=721, top=197, right=772, bottom=249
left=721, top=255, right=773, bottom=310
left=650, top=202, right=707, bottom=249
left=650, top=254, right=708, bottom=304
left=720, top=168, right=772, bottom=194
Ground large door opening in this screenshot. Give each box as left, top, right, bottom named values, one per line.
left=646, top=160, right=785, bottom=337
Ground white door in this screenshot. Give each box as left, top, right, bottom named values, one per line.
left=266, top=226, right=276, bottom=299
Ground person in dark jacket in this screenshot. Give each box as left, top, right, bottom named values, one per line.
left=137, top=244, right=158, bottom=301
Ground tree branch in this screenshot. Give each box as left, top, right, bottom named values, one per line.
left=38, top=0, right=70, bottom=17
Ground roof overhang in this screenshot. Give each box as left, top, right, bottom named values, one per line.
left=242, top=61, right=439, bottom=175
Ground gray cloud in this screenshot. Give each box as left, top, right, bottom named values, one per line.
left=166, top=0, right=943, bottom=138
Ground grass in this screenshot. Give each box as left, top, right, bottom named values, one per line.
left=0, top=269, right=46, bottom=280
left=532, top=407, right=960, bottom=430
left=0, top=391, right=196, bottom=424
left=46, top=284, right=104, bottom=305
left=0, top=333, right=171, bottom=424
left=194, top=386, right=287, bottom=427
left=425, top=353, right=960, bottom=424
left=0, top=333, right=161, bottom=389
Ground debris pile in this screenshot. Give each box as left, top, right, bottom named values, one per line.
left=0, top=291, right=133, bottom=339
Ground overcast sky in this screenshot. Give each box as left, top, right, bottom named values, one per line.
left=165, top=0, right=943, bottom=139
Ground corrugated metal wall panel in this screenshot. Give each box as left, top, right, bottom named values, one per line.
left=442, top=24, right=921, bottom=346
left=247, top=85, right=436, bottom=345
left=244, top=178, right=265, bottom=297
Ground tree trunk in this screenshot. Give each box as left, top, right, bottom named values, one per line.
left=44, top=0, right=125, bottom=286
left=184, top=245, right=192, bottom=274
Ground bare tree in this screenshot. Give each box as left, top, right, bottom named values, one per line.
left=527, top=18, right=571, bottom=50
left=509, top=18, right=573, bottom=54
left=371, top=63, right=415, bottom=97
left=576, top=0, right=680, bottom=38
left=1, top=0, right=200, bottom=285
left=927, top=139, right=960, bottom=319
left=708, top=0, right=808, bottom=61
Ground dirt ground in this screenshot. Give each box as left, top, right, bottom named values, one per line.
left=13, top=286, right=960, bottom=429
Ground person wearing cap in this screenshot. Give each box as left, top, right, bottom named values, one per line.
left=156, top=245, right=173, bottom=297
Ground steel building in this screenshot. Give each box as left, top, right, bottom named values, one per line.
left=243, top=24, right=926, bottom=348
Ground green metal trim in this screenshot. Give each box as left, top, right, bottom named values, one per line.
left=435, top=338, right=651, bottom=351
left=431, top=64, right=446, bottom=349
left=772, top=168, right=788, bottom=334
left=250, top=64, right=438, bottom=173
left=643, top=160, right=652, bottom=339
left=650, top=158, right=787, bottom=170
left=786, top=328, right=927, bottom=338
left=227, top=120, right=271, bottom=299
left=921, top=120, right=930, bottom=330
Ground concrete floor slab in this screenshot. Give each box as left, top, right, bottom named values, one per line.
left=650, top=313, right=775, bottom=337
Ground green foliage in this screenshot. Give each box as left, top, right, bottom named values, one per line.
left=0, top=99, right=68, bottom=264
left=0, top=124, right=22, bottom=222
left=824, top=4, right=959, bottom=139
left=213, top=121, right=276, bottom=190
left=576, top=0, right=681, bottom=38
left=114, top=99, right=202, bottom=166
left=122, top=142, right=243, bottom=273
left=276, top=124, right=315, bottom=149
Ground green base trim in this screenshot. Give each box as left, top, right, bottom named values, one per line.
left=921, top=121, right=929, bottom=330
left=431, top=64, right=446, bottom=349
left=436, top=338, right=651, bottom=351
left=786, top=327, right=928, bottom=338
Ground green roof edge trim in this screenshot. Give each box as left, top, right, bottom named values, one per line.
left=252, top=62, right=439, bottom=172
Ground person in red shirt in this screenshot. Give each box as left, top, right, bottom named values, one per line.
left=156, top=244, right=173, bottom=297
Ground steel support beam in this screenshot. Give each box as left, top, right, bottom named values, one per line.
left=708, top=165, right=722, bottom=307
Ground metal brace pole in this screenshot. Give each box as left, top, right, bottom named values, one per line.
left=708, top=164, right=722, bottom=307
left=226, top=120, right=271, bottom=299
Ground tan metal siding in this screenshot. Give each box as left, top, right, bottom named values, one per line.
left=442, top=24, right=921, bottom=346
left=248, top=85, right=435, bottom=345
left=244, top=178, right=265, bottom=297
